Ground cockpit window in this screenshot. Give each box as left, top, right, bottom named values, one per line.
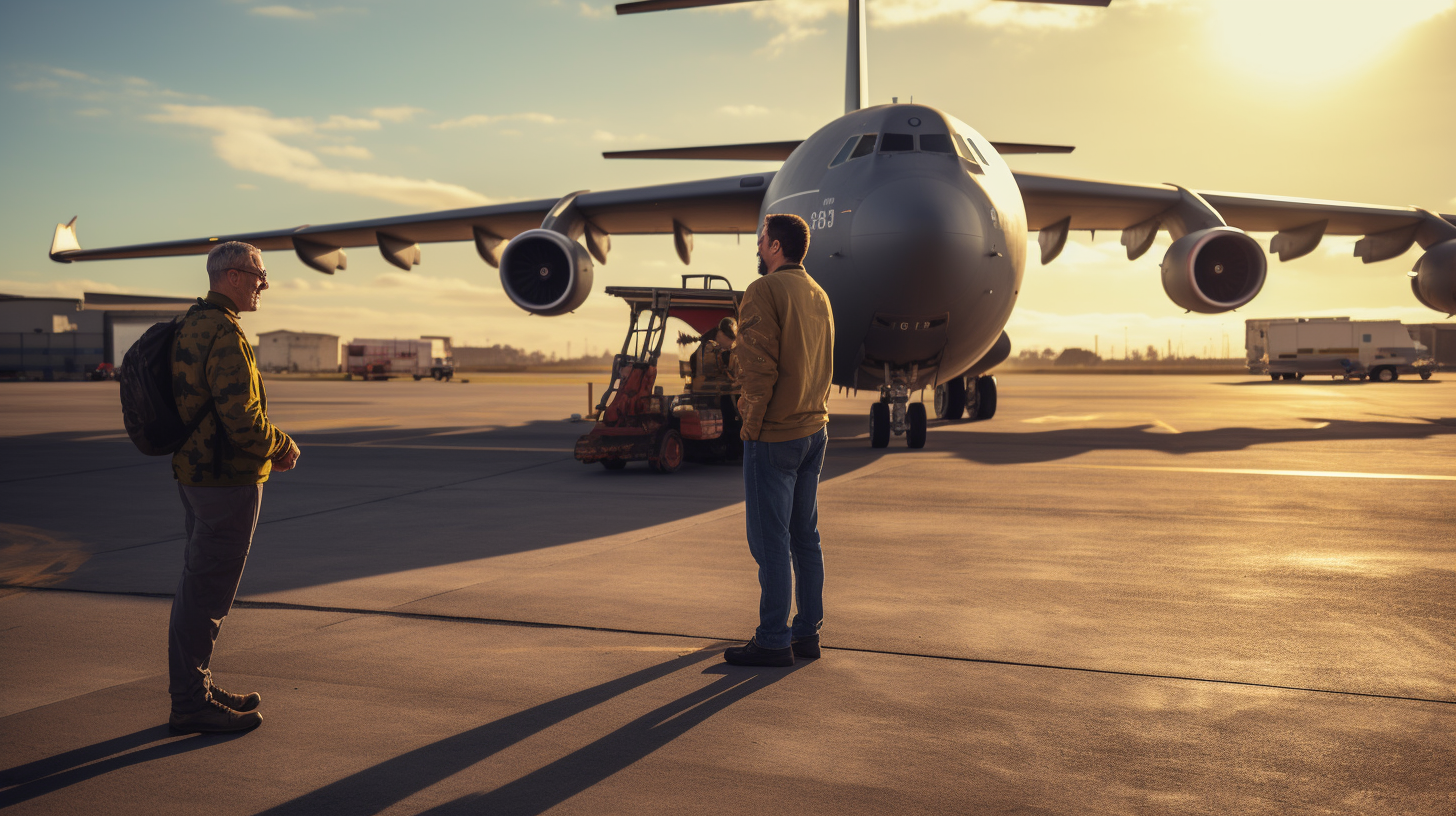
left=958, top=134, right=989, bottom=165
left=919, top=133, right=954, bottom=154
left=849, top=133, right=877, bottom=159
left=880, top=133, right=914, bottom=152
left=829, top=136, right=859, bottom=167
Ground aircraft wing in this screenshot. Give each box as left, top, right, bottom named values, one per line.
left=49, top=172, right=774, bottom=273
left=1016, top=171, right=1456, bottom=264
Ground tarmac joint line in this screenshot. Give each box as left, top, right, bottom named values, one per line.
left=4, top=583, right=1452, bottom=708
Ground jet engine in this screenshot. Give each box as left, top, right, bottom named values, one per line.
left=1160, top=227, right=1267, bottom=314
left=498, top=229, right=594, bottom=316
left=1410, top=239, right=1456, bottom=315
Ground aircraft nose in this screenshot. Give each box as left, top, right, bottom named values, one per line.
left=851, top=176, right=984, bottom=241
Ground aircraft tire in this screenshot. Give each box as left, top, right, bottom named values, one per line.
left=906, top=403, right=927, bottom=449
left=934, top=379, right=966, bottom=420
left=869, top=403, right=891, bottom=448
left=973, top=376, right=998, bottom=420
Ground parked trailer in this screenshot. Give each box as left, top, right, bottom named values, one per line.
left=345, top=337, right=454, bottom=381
left=1245, top=317, right=1435, bottom=382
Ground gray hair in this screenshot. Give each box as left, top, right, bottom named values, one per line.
left=206, top=241, right=262, bottom=284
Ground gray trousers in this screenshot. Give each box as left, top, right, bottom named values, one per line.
left=168, top=482, right=263, bottom=708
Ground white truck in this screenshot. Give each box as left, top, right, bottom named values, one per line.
left=1245, top=317, right=1435, bottom=382
left=345, top=337, right=454, bottom=381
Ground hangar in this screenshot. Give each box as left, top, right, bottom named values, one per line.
left=0, top=291, right=192, bottom=380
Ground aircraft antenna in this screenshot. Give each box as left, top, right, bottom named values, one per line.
left=845, top=0, right=868, bottom=114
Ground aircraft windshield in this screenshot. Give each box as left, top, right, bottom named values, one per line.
left=880, top=133, right=914, bottom=152
left=849, top=134, right=877, bottom=159
left=919, top=134, right=954, bottom=154
left=829, top=137, right=859, bottom=167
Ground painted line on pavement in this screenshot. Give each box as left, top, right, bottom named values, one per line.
left=1054, top=464, right=1456, bottom=481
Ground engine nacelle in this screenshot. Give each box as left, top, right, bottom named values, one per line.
left=498, top=229, right=594, bottom=316
left=1160, top=227, right=1267, bottom=314
left=1411, top=239, right=1456, bottom=315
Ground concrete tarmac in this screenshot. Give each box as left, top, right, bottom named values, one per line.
left=1, top=373, right=1452, bottom=814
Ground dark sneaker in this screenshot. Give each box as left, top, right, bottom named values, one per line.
left=208, top=684, right=261, bottom=713
left=170, top=698, right=262, bottom=733
left=791, top=635, right=821, bottom=659
left=723, top=637, right=793, bottom=667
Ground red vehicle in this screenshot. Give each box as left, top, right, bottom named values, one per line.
left=575, top=275, right=743, bottom=472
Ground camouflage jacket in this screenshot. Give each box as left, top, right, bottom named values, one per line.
left=732, top=264, right=835, bottom=442
left=171, top=292, right=293, bottom=486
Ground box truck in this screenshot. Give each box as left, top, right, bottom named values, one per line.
left=1245, top=318, right=1434, bottom=382
left=345, top=338, right=454, bottom=381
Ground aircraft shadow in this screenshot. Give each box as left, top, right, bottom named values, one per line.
left=255, top=646, right=795, bottom=816
left=905, top=415, right=1456, bottom=466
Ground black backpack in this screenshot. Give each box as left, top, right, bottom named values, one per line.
left=119, top=304, right=222, bottom=459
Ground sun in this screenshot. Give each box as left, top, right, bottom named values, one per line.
left=1206, top=0, right=1452, bottom=85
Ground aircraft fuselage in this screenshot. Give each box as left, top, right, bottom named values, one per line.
left=758, top=104, right=1027, bottom=391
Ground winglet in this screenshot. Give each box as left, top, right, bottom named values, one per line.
left=50, top=216, right=80, bottom=263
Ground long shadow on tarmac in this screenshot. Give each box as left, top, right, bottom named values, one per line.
left=255, top=645, right=793, bottom=816
left=902, top=415, right=1456, bottom=466
left=7, top=414, right=1454, bottom=595
left=0, top=726, right=245, bottom=807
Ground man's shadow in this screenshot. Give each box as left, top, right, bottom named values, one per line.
left=0, top=725, right=247, bottom=808
left=258, top=646, right=801, bottom=816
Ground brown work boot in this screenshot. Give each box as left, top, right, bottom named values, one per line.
left=208, top=683, right=261, bottom=713
left=169, top=697, right=262, bottom=733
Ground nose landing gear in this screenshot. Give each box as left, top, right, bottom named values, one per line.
left=869, top=375, right=928, bottom=449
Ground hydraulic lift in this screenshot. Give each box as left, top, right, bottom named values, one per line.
left=574, top=275, right=744, bottom=472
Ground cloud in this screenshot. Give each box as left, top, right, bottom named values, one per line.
left=237, top=183, right=258, bottom=190
left=74, top=108, right=109, bottom=117
left=592, top=130, right=617, bottom=142
left=251, top=5, right=316, bottom=19
left=11, top=65, right=207, bottom=104
left=318, top=144, right=373, bottom=159
left=578, top=3, right=612, bottom=19
left=718, top=104, right=769, bottom=117
left=369, top=106, right=425, bottom=123
left=147, top=104, right=491, bottom=209
left=431, top=112, right=564, bottom=130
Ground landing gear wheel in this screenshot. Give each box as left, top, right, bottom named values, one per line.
left=906, top=403, right=927, bottom=449
left=601, top=458, right=627, bottom=470
left=1374, top=366, right=1398, bottom=382
left=869, top=403, right=891, bottom=448
left=973, top=376, right=998, bottom=420
left=649, top=430, right=684, bottom=473
left=934, top=379, right=966, bottom=420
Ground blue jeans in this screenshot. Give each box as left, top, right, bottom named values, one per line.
left=742, top=426, right=827, bottom=649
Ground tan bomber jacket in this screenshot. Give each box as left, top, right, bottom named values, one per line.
left=733, top=264, right=835, bottom=442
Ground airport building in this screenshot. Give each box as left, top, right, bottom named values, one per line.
left=257, top=330, right=341, bottom=373
left=0, top=292, right=193, bottom=380
left=1410, top=322, right=1456, bottom=369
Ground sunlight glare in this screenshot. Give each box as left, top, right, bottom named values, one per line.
left=1208, top=0, right=1452, bottom=84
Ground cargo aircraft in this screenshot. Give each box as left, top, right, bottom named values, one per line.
left=49, top=0, right=1456, bottom=447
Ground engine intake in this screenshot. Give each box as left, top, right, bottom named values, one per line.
left=499, top=229, right=594, bottom=316
left=1411, top=239, right=1456, bottom=315
left=1160, top=227, right=1267, bottom=314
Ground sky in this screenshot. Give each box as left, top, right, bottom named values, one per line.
left=2, top=0, right=1453, bottom=359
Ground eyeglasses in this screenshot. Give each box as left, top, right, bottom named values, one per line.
left=229, top=268, right=269, bottom=288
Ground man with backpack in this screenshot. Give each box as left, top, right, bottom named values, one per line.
left=166, top=241, right=299, bottom=733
